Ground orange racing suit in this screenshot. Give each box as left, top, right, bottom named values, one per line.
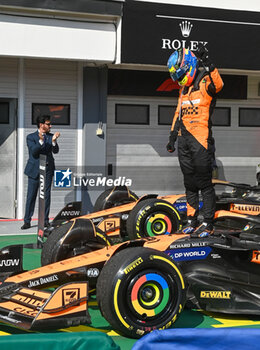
left=171, top=68, right=224, bottom=224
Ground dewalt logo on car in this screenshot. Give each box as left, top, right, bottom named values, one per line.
left=200, top=291, right=231, bottom=299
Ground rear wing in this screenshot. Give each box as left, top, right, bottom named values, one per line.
left=212, top=179, right=255, bottom=190
left=0, top=281, right=90, bottom=330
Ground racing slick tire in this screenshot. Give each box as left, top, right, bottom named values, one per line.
left=96, top=247, right=185, bottom=338
left=93, top=187, right=138, bottom=212
left=126, top=199, right=182, bottom=240
left=41, top=218, right=111, bottom=266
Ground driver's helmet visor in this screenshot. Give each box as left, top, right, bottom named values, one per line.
left=169, top=64, right=189, bottom=82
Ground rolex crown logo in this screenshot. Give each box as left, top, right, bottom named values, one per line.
left=179, top=21, right=193, bottom=38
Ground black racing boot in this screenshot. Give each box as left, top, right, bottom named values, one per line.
left=182, top=219, right=199, bottom=234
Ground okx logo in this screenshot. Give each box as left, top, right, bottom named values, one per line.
left=54, top=168, right=72, bottom=188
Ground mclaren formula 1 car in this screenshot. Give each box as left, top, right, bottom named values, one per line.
left=40, top=180, right=260, bottom=266
left=49, top=179, right=260, bottom=228
left=1, top=229, right=260, bottom=338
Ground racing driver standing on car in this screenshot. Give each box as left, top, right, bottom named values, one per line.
left=166, top=45, right=224, bottom=238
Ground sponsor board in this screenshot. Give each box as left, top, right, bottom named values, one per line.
left=0, top=259, right=20, bottom=268
left=200, top=291, right=231, bottom=299
left=61, top=210, right=81, bottom=217
left=166, top=247, right=212, bottom=261
left=28, top=274, right=58, bottom=288
left=170, top=241, right=208, bottom=249
left=0, top=245, right=23, bottom=272
left=122, top=1, right=260, bottom=70
left=230, top=203, right=260, bottom=215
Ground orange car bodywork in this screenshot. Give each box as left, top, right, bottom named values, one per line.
left=80, top=194, right=185, bottom=220
left=0, top=234, right=184, bottom=329
left=66, top=187, right=259, bottom=239
left=6, top=234, right=184, bottom=286
left=67, top=194, right=185, bottom=237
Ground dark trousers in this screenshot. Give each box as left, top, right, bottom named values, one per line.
left=178, top=135, right=215, bottom=224
left=24, top=171, right=53, bottom=224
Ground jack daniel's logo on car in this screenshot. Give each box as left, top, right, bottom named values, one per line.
left=28, top=274, right=58, bottom=288
left=161, top=20, right=208, bottom=51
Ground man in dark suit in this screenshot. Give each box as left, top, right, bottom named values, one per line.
left=21, top=115, right=60, bottom=229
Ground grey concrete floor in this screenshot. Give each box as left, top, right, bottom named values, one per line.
left=0, top=219, right=38, bottom=236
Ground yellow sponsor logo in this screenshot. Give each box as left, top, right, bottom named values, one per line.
left=230, top=204, right=260, bottom=215
left=200, top=291, right=231, bottom=299
left=124, top=257, right=143, bottom=275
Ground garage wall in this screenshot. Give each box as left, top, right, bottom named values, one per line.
left=107, top=95, right=184, bottom=196
left=107, top=93, right=260, bottom=196
left=0, top=58, right=18, bottom=218
left=24, top=59, right=78, bottom=219
left=0, top=57, right=18, bottom=97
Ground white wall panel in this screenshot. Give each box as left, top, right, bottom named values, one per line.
left=0, top=14, right=116, bottom=62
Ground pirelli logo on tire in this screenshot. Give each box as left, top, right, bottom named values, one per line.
left=200, top=291, right=231, bottom=299
left=136, top=206, right=151, bottom=227
left=124, top=257, right=143, bottom=274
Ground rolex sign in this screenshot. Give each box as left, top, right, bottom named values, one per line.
left=122, top=1, right=260, bottom=70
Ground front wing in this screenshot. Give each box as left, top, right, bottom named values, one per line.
left=0, top=281, right=90, bottom=330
